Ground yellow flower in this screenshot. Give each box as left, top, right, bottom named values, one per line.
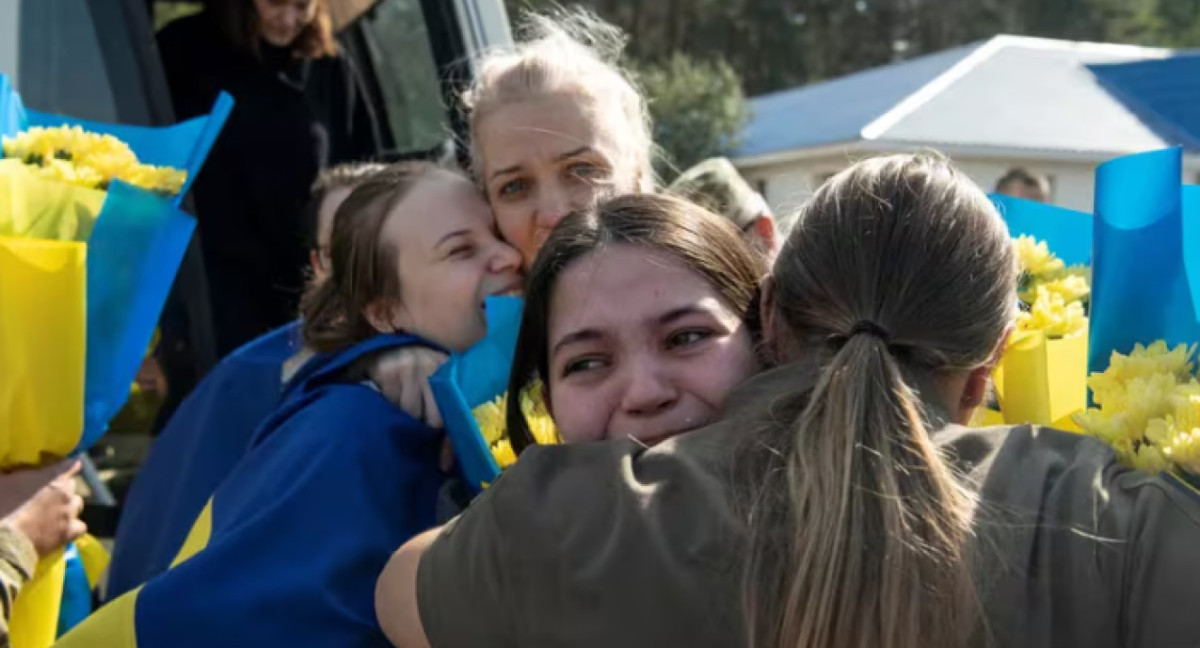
left=471, top=384, right=559, bottom=469
left=1014, top=235, right=1065, bottom=281
left=2, top=125, right=186, bottom=195
left=1017, top=286, right=1087, bottom=338
left=1074, top=341, right=1200, bottom=478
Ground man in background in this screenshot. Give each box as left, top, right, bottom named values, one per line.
left=994, top=167, right=1051, bottom=203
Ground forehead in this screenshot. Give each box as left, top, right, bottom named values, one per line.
left=548, top=244, right=733, bottom=338
left=476, top=93, right=623, bottom=175
left=386, top=171, right=492, bottom=244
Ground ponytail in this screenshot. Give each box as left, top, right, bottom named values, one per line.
left=741, top=154, right=1017, bottom=648
left=300, top=275, right=376, bottom=354
left=744, top=330, right=975, bottom=648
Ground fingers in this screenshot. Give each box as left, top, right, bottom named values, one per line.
left=422, top=381, right=443, bottom=429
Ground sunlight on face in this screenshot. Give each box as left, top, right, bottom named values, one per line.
left=373, top=171, right=523, bottom=352
left=476, top=93, right=641, bottom=267
left=546, top=244, right=759, bottom=445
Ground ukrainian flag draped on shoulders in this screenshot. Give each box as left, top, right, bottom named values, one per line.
left=55, top=333, right=448, bottom=647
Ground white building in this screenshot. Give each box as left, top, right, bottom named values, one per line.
left=734, top=35, right=1200, bottom=215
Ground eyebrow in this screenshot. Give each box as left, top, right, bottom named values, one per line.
left=551, top=329, right=604, bottom=357
left=488, top=146, right=597, bottom=182
left=436, top=229, right=471, bottom=248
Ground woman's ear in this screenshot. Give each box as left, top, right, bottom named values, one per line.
left=363, top=298, right=402, bottom=334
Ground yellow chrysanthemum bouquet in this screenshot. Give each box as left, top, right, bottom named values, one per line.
left=430, top=297, right=559, bottom=494
left=1067, top=147, right=1200, bottom=479
left=1074, top=342, right=1200, bottom=474
left=990, top=234, right=1091, bottom=429
left=0, top=75, right=231, bottom=646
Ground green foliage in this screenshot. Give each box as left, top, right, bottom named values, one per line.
left=636, top=53, right=749, bottom=179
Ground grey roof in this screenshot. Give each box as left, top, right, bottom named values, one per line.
left=737, top=43, right=982, bottom=157
left=1088, top=54, right=1200, bottom=150
left=734, top=36, right=1175, bottom=161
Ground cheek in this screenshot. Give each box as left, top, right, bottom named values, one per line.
left=686, top=334, right=760, bottom=406
left=546, top=384, right=614, bottom=444
left=493, top=205, right=539, bottom=266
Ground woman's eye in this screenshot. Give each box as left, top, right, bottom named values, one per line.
left=497, top=179, right=528, bottom=197
left=447, top=244, right=476, bottom=259
left=667, top=329, right=712, bottom=349
left=562, top=357, right=606, bottom=377
left=568, top=162, right=603, bottom=180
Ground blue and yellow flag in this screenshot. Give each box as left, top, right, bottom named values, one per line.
left=56, top=334, right=447, bottom=647
left=107, top=322, right=304, bottom=599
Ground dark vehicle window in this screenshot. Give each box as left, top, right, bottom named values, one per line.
left=16, top=0, right=119, bottom=122
left=359, top=0, right=449, bottom=153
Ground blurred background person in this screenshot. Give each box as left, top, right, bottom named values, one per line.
left=994, top=167, right=1050, bottom=203
left=668, top=157, right=779, bottom=258
left=157, top=0, right=383, bottom=359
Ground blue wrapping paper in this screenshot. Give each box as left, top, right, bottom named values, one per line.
left=81, top=182, right=196, bottom=449
left=1089, top=147, right=1200, bottom=375
left=990, top=194, right=1094, bottom=267
left=0, top=73, right=231, bottom=451
left=428, top=296, right=525, bottom=492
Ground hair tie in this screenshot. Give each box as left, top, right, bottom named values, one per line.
left=847, top=320, right=891, bottom=344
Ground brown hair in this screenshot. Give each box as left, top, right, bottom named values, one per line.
left=463, top=8, right=655, bottom=191
left=304, top=162, right=389, bottom=251
left=504, top=192, right=767, bottom=453
left=212, top=0, right=337, bottom=60
left=300, top=161, right=442, bottom=353
left=739, top=154, right=1017, bottom=648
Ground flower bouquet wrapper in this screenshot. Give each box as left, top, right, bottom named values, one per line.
left=0, top=74, right=230, bottom=646
left=993, top=329, right=1087, bottom=430
left=1090, top=147, right=1200, bottom=376
left=429, top=296, right=524, bottom=494
left=991, top=193, right=1093, bottom=266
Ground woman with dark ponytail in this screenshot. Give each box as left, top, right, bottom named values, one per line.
left=378, top=154, right=1200, bottom=648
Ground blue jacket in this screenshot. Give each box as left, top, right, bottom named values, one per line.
left=108, top=322, right=305, bottom=598
left=61, top=333, right=446, bottom=647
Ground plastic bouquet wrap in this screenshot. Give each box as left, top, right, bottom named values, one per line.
left=988, top=195, right=1093, bottom=429
left=428, top=296, right=558, bottom=494
left=1073, top=147, right=1200, bottom=478
left=0, top=74, right=231, bottom=646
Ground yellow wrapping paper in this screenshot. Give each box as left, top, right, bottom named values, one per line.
left=0, top=237, right=87, bottom=467
left=993, top=329, right=1087, bottom=431
left=8, top=548, right=66, bottom=648
left=0, top=159, right=104, bottom=242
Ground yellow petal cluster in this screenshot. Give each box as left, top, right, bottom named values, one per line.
left=1012, top=235, right=1090, bottom=338
left=471, top=383, right=559, bottom=469
left=1017, top=285, right=1087, bottom=338
left=2, top=125, right=186, bottom=195
left=1074, top=341, right=1200, bottom=475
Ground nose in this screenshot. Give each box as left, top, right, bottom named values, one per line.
left=619, top=357, right=679, bottom=418
left=535, top=184, right=573, bottom=231
left=487, top=239, right=522, bottom=275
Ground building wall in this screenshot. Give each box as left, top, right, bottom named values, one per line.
left=741, top=152, right=1102, bottom=215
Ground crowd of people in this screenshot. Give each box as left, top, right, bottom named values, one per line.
left=5, top=0, right=1198, bottom=646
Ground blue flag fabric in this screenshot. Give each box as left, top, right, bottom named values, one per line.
left=107, top=322, right=304, bottom=599
left=56, top=333, right=447, bottom=647
left=1089, top=147, right=1200, bottom=374
left=429, top=296, right=525, bottom=493
left=990, top=193, right=1094, bottom=267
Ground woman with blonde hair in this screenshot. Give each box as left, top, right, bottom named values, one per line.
left=377, top=154, right=1200, bottom=648
left=372, top=8, right=662, bottom=420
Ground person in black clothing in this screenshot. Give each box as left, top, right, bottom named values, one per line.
left=157, top=0, right=382, bottom=358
